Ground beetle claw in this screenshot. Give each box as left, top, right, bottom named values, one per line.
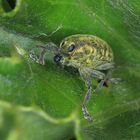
left=82, top=106, right=93, bottom=122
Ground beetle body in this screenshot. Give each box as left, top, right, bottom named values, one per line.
left=30, top=34, right=115, bottom=121
left=58, top=34, right=114, bottom=70
left=54, top=35, right=115, bottom=121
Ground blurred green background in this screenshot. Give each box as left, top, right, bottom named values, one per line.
left=0, top=0, right=140, bottom=140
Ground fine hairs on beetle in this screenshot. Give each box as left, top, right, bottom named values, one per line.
left=30, top=34, right=120, bottom=121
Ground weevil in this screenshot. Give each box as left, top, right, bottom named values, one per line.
left=30, top=34, right=116, bottom=121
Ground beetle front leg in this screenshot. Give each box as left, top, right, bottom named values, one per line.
left=29, top=42, right=58, bottom=65
left=80, top=71, right=93, bottom=121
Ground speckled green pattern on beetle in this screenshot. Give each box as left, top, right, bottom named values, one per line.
left=30, top=34, right=116, bottom=121
left=59, top=35, right=114, bottom=69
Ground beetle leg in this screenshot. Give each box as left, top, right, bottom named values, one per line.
left=95, top=63, right=122, bottom=85
left=95, top=62, right=115, bottom=70
left=80, top=71, right=93, bottom=121
left=29, top=42, right=58, bottom=65
left=86, top=68, right=111, bottom=93
left=29, top=49, right=40, bottom=64
left=110, top=77, right=122, bottom=84
left=36, top=42, right=58, bottom=54
left=29, top=47, right=47, bottom=65
left=94, top=69, right=112, bottom=93
left=86, top=69, right=105, bottom=79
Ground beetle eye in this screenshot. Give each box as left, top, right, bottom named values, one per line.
left=54, top=54, right=62, bottom=64
left=68, top=44, right=75, bottom=52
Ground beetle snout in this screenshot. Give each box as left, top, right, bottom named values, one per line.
left=54, top=54, right=62, bottom=64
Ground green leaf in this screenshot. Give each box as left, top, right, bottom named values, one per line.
left=0, top=0, right=140, bottom=139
